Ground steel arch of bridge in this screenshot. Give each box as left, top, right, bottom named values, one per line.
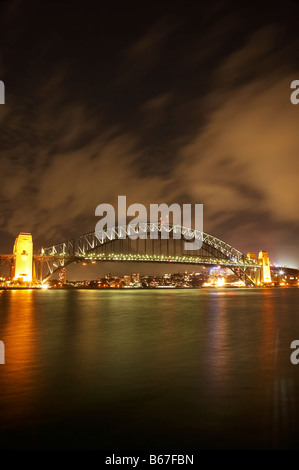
left=38, top=223, right=259, bottom=284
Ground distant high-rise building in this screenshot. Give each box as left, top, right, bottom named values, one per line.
left=59, top=268, right=67, bottom=285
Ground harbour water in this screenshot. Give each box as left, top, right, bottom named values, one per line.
left=0, top=288, right=299, bottom=449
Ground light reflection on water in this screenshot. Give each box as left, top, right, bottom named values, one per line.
left=0, top=288, right=299, bottom=449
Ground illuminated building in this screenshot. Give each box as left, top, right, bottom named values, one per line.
left=247, top=252, right=257, bottom=261
left=59, top=268, right=67, bottom=285
left=13, top=233, right=33, bottom=282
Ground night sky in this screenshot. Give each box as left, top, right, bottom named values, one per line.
left=1, top=0, right=299, bottom=273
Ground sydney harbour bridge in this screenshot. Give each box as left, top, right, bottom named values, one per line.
left=0, top=222, right=274, bottom=286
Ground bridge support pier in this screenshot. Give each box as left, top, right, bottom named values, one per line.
left=258, top=251, right=272, bottom=285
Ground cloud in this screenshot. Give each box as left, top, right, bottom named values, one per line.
left=216, top=26, right=279, bottom=87
left=142, top=91, right=172, bottom=113
left=119, top=17, right=177, bottom=81
left=176, top=81, right=299, bottom=228
left=0, top=72, right=176, bottom=246
left=140, top=91, right=173, bottom=129
left=172, top=27, right=299, bottom=258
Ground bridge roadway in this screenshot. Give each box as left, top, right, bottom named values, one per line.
left=0, top=252, right=261, bottom=285
left=37, top=252, right=261, bottom=268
